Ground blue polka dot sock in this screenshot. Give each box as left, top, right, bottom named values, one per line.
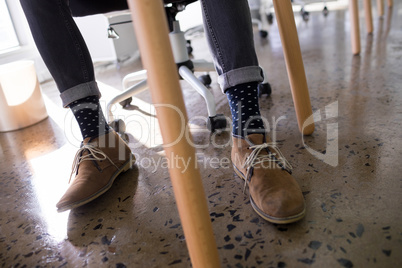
left=226, top=82, right=265, bottom=137
left=68, top=96, right=111, bottom=140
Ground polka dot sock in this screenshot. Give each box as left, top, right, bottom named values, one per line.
left=226, top=82, right=265, bottom=137
left=69, top=96, right=110, bottom=140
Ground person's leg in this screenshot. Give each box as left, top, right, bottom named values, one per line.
left=200, top=0, right=265, bottom=137
left=20, top=0, right=98, bottom=105
left=20, top=0, right=111, bottom=140
left=200, top=0, right=305, bottom=224
left=20, top=0, right=133, bottom=212
left=200, top=0, right=262, bottom=88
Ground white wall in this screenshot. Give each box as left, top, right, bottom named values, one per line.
left=0, top=0, right=51, bottom=82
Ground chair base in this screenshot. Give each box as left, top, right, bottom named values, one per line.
left=107, top=18, right=225, bottom=133
left=107, top=17, right=271, bottom=134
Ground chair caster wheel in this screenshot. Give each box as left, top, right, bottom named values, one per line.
left=323, top=6, right=329, bottom=16
left=186, top=40, right=193, bottom=55
left=267, top=13, right=274, bottom=24
left=301, top=9, right=309, bottom=21
left=259, top=30, right=268, bottom=38
left=258, top=82, right=272, bottom=98
left=207, top=114, right=227, bottom=133
left=109, top=119, right=126, bottom=134
left=119, top=97, right=132, bottom=108
left=198, top=74, right=212, bottom=87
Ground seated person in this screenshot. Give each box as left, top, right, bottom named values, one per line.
left=20, top=0, right=305, bottom=224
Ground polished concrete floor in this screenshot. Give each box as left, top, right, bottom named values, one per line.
left=1, top=2, right=401, bottom=267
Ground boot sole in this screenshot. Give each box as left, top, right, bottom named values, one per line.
left=57, top=154, right=135, bottom=213
left=232, top=164, right=305, bottom=224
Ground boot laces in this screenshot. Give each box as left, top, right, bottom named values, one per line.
left=69, top=144, right=118, bottom=183
left=242, top=143, right=292, bottom=193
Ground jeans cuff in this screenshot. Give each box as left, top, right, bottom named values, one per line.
left=218, top=66, right=264, bottom=93
left=60, top=81, right=101, bottom=107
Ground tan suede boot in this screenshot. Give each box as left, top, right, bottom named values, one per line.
left=231, top=134, right=305, bottom=224
left=56, top=131, right=135, bottom=212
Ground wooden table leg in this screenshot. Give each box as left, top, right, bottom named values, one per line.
left=127, top=1, right=220, bottom=267
left=377, top=0, right=384, bottom=16
left=349, top=0, right=361, bottom=55
left=272, top=0, right=314, bottom=135
left=364, top=0, right=374, bottom=34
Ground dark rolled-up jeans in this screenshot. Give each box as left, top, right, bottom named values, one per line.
left=20, top=0, right=263, bottom=107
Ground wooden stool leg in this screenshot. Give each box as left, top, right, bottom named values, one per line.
left=127, top=1, right=220, bottom=267
left=272, top=0, right=314, bottom=135
left=377, top=0, right=384, bottom=16
left=350, top=0, right=361, bottom=55
left=364, top=0, right=374, bottom=34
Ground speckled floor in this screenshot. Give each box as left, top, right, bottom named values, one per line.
left=1, top=2, right=401, bottom=267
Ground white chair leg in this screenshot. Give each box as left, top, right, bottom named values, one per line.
left=107, top=79, right=148, bottom=122
left=257, top=66, right=272, bottom=97
left=122, top=70, right=147, bottom=89
left=261, top=66, right=269, bottom=84
left=178, top=66, right=216, bottom=117
left=251, top=19, right=268, bottom=38
left=252, top=18, right=264, bottom=32
left=111, top=19, right=225, bottom=132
